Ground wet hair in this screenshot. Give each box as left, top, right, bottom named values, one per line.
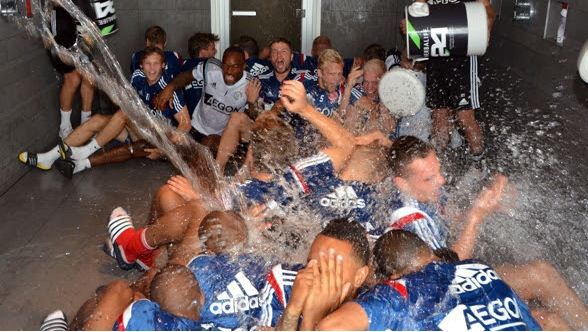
left=387, top=136, right=435, bottom=177
left=269, top=37, right=293, bottom=52
left=319, top=218, right=370, bottom=265
left=145, top=25, right=166, bottom=47
left=318, top=49, right=344, bottom=70
left=140, top=46, right=166, bottom=64
left=150, top=264, right=202, bottom=318
left=363, top=59, right=386, bottom=75
left=235, top=35, right=259, bottom=58
left=188, top=32, right=219, bottom=58
left=363, top=43, right=386, bottom=61
left=373, top=230, right=432, bottom=277
left=198, top=211, right=248, bottom=253
left=250, top=115, right=297, bottom=173
left=223, top=45, right=246, bottom=62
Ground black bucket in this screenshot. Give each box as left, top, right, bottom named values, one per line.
left=88, top=0, right=118, bottom=36
left=405, top=2, right=487, bottom=59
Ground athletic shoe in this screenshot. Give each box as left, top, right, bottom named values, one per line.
left=105, top=207, right=139, bottom=270
left=53, top=158, right=75, bottom=179
left=18, top=152, right=51, bottom=170
left=40, top=310, right=68, bottom=331
left=57, top=138, right=72, bottom=160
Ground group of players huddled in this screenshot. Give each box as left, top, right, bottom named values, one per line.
left=25, top=0, right=588, bottom=331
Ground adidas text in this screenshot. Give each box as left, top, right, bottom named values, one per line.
left=210, top=296, right=264, bottom=315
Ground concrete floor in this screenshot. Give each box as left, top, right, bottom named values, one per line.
left=1, top=60, right=588, bottom=329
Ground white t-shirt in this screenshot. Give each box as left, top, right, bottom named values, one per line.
left=191, top=58, right=248, bottom=135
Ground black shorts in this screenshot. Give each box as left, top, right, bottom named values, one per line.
left=426, top=55, right=481, bottom=111
left=48, top=50, right=76, bottom=74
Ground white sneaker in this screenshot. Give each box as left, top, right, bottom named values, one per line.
left=59, top=125, right=73, bottom=139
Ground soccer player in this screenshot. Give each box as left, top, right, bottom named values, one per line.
left=386, top=135, right=588, bottom=329
left=258, top=218, right=371, bottom=330
left=181, top=32, right=219, bottom=116
left=317, top=230, right=541, bottom=331
left=130, top=25, right=182, bottom=77
left=18, top=47, right=190, bottom=176
left=155, top=47, right=254, bottom=154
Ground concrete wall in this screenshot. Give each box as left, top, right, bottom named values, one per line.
left=321, top=0, right=411, bottom=58
left=0, top=0, right=211, bottom=195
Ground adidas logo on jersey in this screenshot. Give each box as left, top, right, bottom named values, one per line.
left=449, top=264, right=500, bottom=294
left=439, top=297, right=525, bottom=331
left=319, top=186, right=366, bottom=212
left=249, top=63, right=270, bottom=77
left=209, top=271, right=264, bottom=315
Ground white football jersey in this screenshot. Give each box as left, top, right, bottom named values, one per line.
left=191, top=58, right=248, bottom=135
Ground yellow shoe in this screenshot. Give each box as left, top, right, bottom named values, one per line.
left=18, top=152, right=51, bottom=170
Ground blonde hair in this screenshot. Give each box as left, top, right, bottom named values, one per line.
left=318, top=49, right=343, bottom=70
left=363, top=59, right=386, bottom=75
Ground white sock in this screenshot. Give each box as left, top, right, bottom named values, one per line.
left=37, top=145, right=61, bottom=167
left=70, top=138, right=101, bottom=160
left=60, top=109, right=72, bottom=128
left=73, top=158, right=91, bottom=174
left=81, top=111, right=91, bottom=124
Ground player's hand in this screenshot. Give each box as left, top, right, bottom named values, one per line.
left=154, top=86, right=175, bottom=111
left=145, top=148, right=162, bottom=160
left=346, top=65, right=364, bottom=88
left=301, top=249, right=352, bottom=328
left=246, top=78, right=262, bottom=104
left=280, top=80, right=311, bottom=114
left=471, top=174, right=509, bottom=220
left=166, top=175, right=201, bottom=201
left=287, top=260, right=317, bottom=314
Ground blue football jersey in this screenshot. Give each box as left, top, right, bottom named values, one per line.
left=131, top=69, right=185, bottom=127
left=187, top=253, right=271, bottom=330
left=113, top=299, right=206, bottom=331
left=131, top=50, right=182, bottom=77
left=180, top=57, right=205, bottom=116
left=238, top=152, right=386, bottom=237
left=355, top=260, right=541, bottom=331
left=257, top=67, right=314, bottom=106
left=246, top=57, right=273, bottom=78
left=387, top=192, right=450, bottom=251
left=305, top=80, right=344, bottom=117
left=258, top=263, right=304, bottom=327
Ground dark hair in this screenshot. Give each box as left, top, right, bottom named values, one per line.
left=140, top=46, right=166, bottom=64
left=387, top=136, right=435, bottom=177
left=373, top=230, right=431, bottom=277
left=363, top=43, right=386, bottom=61
left=235, top=35, right=259, bottom=58
left=319, top=218, right=370, bottom=265
left=223, top=45, right=246, bottom=62
left=269, top=37, right=292, bottom=52
left=250, top=115, right=297, bottom=173
left=145, top=25, right=166, bottom=46
left=188, top=32, right=219, bottom=58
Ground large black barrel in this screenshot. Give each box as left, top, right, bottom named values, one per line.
left=405, top=2, right=487, bottom=59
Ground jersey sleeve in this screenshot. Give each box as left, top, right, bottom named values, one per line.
left=170, top=89, right=185, bottom=113
left=354, top=284, right=407, bottom=331
left=349, top=85, right=364, bottom=105
left=130, top=69, right=145, bottom=91
left=115, top=299, right=158, bottom=331
left=258, top=264, right=298, bottom=328
left=283, top=152, right=335, bottom=196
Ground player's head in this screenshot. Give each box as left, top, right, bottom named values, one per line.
left=312, top=35, right=332, bottom=58
left=150, top=264, right=204, bottom=321
left=250, top=110, right=297, bottom=173
left=318, top=49, right=344, bottom=93
left=188, top=32, right=219, bottom=58
left=363, top=43, right=386, bottom=61
left=362, top=59, right=386, bottom=98
left=221, top=46, right=246, bottom=85
left=373, top=230, right=437, bottom=279
left=145, top=25, right=167, bottom=49
left=269, top=38, right=293, bottom=75
left=140, top=46, right=166, bottom=85
left=307, top=219, right=371, bottom=296
left=387, top=136, right=445, bottom=204
left=199, top=211, right=248, bottom=254
left=235, top=35, right=259, bottom=60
